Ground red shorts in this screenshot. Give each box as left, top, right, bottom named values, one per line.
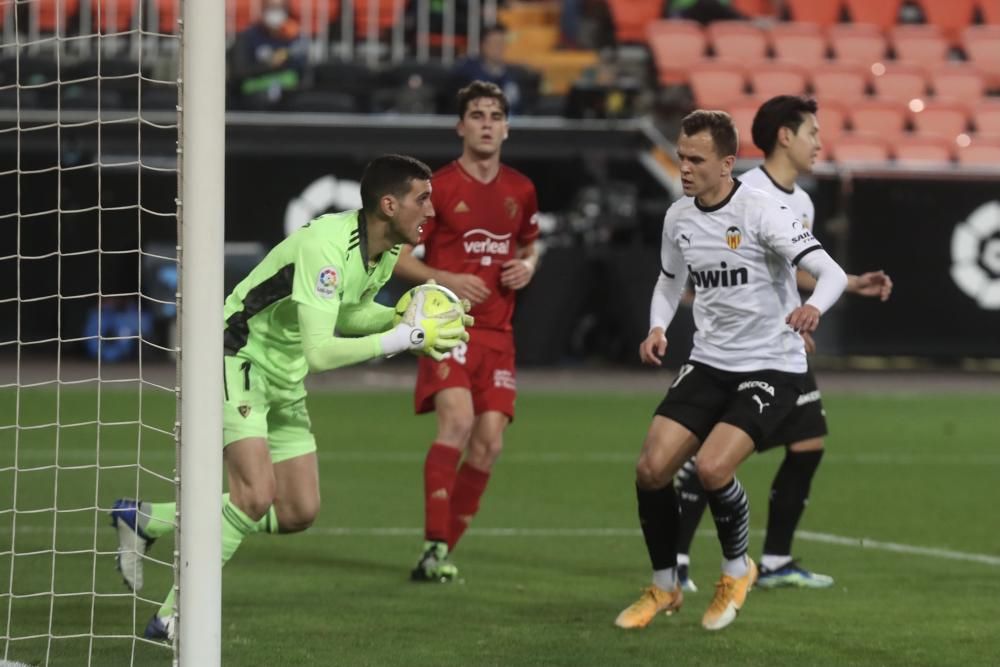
left=414, top=332, right=517, bottom=420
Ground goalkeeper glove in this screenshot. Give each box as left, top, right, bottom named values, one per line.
left=380, top=286, right=468, bottom=360
left=414, top=280, right=475, bottom=329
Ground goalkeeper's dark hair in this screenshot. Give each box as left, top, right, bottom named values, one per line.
left=456, top=80, right=509, bottom=119
left=680, top=109, right=739, bottom=158
left=751, top=95, right=819, bottom=156
left=360, top=154, right=432, bottom=213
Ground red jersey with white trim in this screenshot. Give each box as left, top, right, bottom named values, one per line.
left=420, top=160, right=540, bottom=336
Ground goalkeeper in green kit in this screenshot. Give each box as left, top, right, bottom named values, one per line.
left=109, top=154, right=472, bottom=641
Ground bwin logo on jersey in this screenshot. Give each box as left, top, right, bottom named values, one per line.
left=726, top=226, right=742, bottom=249
left=688, top=262, right=748, bottom=289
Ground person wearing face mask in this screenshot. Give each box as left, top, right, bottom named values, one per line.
left=228, top=0, right=309, bottom=110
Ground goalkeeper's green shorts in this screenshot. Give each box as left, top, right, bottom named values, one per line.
left=223, top=355, right=317, bottom=464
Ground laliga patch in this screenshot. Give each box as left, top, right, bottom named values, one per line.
left=315, top=266, right=340, bottom=298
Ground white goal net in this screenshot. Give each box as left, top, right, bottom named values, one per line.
left=0, top=0, right=203, bottom=664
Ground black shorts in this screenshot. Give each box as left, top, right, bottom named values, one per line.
left=654, top=361, right=811, bottom=450
left=762, top=369, right=828, bottom=449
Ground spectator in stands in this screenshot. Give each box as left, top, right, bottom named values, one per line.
left=667, top=0, right=747, bottom=24
left=450, top=24, right=523, bottom=115
left=228, top=0, right=309, bottom=110
left=559, top=0, right=584, bottom=49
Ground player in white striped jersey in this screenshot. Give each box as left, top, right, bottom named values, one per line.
left=674, top=96, right=893, bottom=593
left=614, top=110, right=848, bottom=632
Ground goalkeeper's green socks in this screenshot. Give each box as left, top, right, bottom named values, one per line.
left=155, top=497, right=279, bottom=619
left=140, top=494, right=280, bottom=539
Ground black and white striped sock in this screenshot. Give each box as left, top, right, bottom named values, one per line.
left=706, top=477, right=750, bottom=576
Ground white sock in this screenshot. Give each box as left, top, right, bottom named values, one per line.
left=652, top=567, right=677, bottom=591
left=676, top=553, right=690, bottom=567
left=721, top=554, right=749, bottom=579
left=761, top=554, right=793, bottom=571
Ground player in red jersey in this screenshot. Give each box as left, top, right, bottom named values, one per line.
left=394, top=80, right=540, bottom=582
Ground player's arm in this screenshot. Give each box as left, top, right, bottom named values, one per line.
left=336, top=299, right=395, bottom=335
left=796, top=268, right=892, bottom=301
left=641, top=218, right=688, bottom=367
left=394, top=244, right=491, bottom=305
left=500, top=241, right=537, bottom=290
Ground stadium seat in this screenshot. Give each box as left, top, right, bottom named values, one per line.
left=93, top=0, right=135, bottom=33
left=647, top=20, right=707, bottom=85
left=731, top=0, right=773, bottom=18
left=288, top=0, right=340, bottom=36
left=749, top=62, right=808, bottom=99
left=962, top=26, right=1000, bottom=87
left=707, top=21, right=767, bottom=62
left=918, top=0, right=977, bottom=45
left=497, top=2, right=557, bottom=29
left=978, top=0, right=1000, bottom=24
left=843, top=0, right=902, bottom=30
left=355, top=0, right=405, bottom=36
left=929, top=63, right=985, bottom=100
left=725, top=98, right=764, bottom=158
left=810, top=62, right=869, bottom=104
left=526, top=50, right=599, bottom=96
left=911, top=100, right=970, bottom=139
left=816, top=99, right=848, bottom=157
left=956, top=137, right=1000, bottom=166
left=769, top=22, right=828, bottom=66
left=784, top=0, right=841, bottom=28
left=849, top=100, right=908, bottom=137
left=828, top=24, right=887, bottom=67
left=687, top=60, right=747, bottom=108
left=972, top=99, right=1000, bottom=135
left=892, top=134, right=955, bottom=164
left=831, top=132, right=891, bottom=163
left=509, top=25, right=560, bottom=55
left=606, top=0, right=664, bottom=44
left=871, top=63, right=928, bottom=105
left=35, top=0, right=80, bottom=32
left=890, top=25, right=949, bottom=67
left=153, top=0, right=179, bottom=33
left=228, top=0, right=257, bottom=33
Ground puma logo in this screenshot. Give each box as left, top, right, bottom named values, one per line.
left=751, top=395, right=770, bottom=414
left=680, top=233, right=692, bottom=245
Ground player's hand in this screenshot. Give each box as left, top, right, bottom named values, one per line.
left=801, top=331, right=816, bottom=354
left=500, top=258, right=534, bottom=290
left=786, top=304, right=821, bottom=333
left=383, top=288, right=469, bottom=358
left=439, top=272, right=491, bottom=305
left=850, top=270, right=893, bottom=301
left=639, top=327, right=668, bottom=366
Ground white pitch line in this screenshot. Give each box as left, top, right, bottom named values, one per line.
left=6, top=524, right=995, bottom=567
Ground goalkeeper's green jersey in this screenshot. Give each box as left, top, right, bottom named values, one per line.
left=223, top=210, right=399, bottom=387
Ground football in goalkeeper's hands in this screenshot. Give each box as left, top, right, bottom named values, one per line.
left=393, top=284, right=466, bottom=351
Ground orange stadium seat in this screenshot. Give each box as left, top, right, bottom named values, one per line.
left=33, top=0, right=80, bottom=32
left=228, top=0, right=258, bottom=33
left=911, top=100, right=970, bottom=139
left=749, top=62, right=808, bottom=98
left=972, top=99, right=1000, bottom=135
left=726, top=99, right=764, bottom=157
left=509, top=25, right=560, bottom=55
left=918, top=0, right=977, bottom=45
left=828, top=24, right=887, bottom=66
left=831, top=133, right=890, bottom=163
left=687, top=61, right=748, bottom=108
left=850, top=100, right=908, bottom=136
left=810, top=62, right=869, bottom=103
left=962, top=26, right=1000, bottom=87
left=784, top=0, right=841, bottom=28
left=816, top=100, right=848, bottom=160
left=769, top=22, right=828, bottom=66
left=93, top=0, right=134, bottom=32
left=731, top=0, right=773, bottom=18
left=843, top=0, right=902, bottom=30
left=890, top=25, right=949, bottom=67
left=647, top=20, right=707, bottom=85
left=355, top=0, right=404, bottom=35
left=978, top=0, right=1000, bottom=24
left=871, top=63, right=928, bottom=104
left=607, top=0, right=664, bottom=44
left=892, top=135, right=955, bottom=163
left=289, top=0, right=340, bottom=35
left=154, top=0, right=178, bottom=33
left=929, top=63, right=985, bottom=100
left=957, top=137, right=1000, bottom=166
left=707, top=21, right=767, bottom=62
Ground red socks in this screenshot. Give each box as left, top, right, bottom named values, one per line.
left=423, top=443, right=461, bottom=542
left=448, top=463, right=490, bottom=551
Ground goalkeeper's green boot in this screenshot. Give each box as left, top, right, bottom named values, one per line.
left=410, top=540, right=459, bottom=583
